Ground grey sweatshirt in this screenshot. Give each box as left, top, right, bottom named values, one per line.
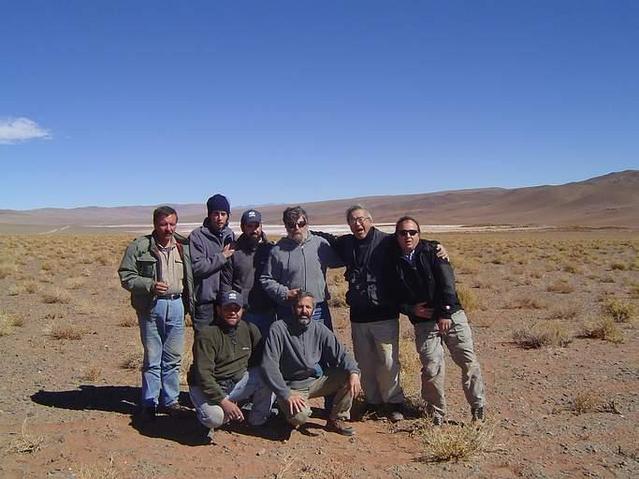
left=261, top=317, right=359, bottom=400
left=259, top=233, right=343, bottom=305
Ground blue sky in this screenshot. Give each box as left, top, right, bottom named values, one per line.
left=1, top=0, right=637, bottom=210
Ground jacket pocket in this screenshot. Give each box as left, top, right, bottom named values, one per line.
left=136, top=257, right=156, bottom=278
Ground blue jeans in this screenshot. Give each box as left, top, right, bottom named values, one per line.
left=138, top=298, right=185, bottom=407
left=243, top=310, right=276, bottom=337
left=189, top=367, right=274, bottom=429
left=276, top=301, right=333, bottom=331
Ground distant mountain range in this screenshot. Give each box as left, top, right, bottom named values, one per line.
left=1, top=170, right=637, bottom=232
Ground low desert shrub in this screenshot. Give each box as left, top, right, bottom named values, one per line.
left=548, top=303, right=581, bottom=320
left=50, top=324, right=83, bottom=340
left=581, top=317, right=624, bottom=344
left=513, top=321, right=572, bottom=349
left=457, top=284, right=482, bottom=312
left=506, top=295, right=547, bottom=310
left=82, top=367, right=102, bottom=382
left=417, top=420, right=494, bottom=462
left=546, top=280, right=575, bottom=294
left=120, top=353, right=143, bottom=370
left=602, top=298, right=636, bottom=323
left=42, top=289, right=71, bottom=304
left=5, top=419, right=44, bottom=454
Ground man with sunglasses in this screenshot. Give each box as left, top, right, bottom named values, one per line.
left=386, top=216, right=485, bottom=426
left=313, top=205, right=447, bottom=422
left=259, top=206, right=343, bottom=329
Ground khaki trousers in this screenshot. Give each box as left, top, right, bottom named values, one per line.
left=278, top=368, right=353, bottom=427
left=414, top=310, right=485, bottom=417
left=351, top=319, right=404, bottom=405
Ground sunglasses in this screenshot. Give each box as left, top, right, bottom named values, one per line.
left=286, top=220, right=307, bottom=230
left=398, top=229, right=419, bottom=237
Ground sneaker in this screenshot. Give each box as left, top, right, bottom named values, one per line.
left=432, top=414, right=444, bottom=426
left=471, top=406, right=485, bottom=422
left=326, top=419, right=355, bottom=437
left=380, top=404, right=404, bottom=422
left=161, top=402, right=192, bottom=417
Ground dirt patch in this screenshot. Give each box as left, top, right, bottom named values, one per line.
left=1, top=231, right=638, bottom=478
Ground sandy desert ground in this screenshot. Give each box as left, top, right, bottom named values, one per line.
left=0, top=230, right=638, bottom=478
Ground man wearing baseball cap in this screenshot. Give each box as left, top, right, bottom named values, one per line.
left=187, top=290, right=273, bottom=439
left=189, top=194, right=236, bottom=332
left=220, top=209, right=276, bottom=336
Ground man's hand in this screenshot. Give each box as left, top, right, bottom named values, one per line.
left=152, top=281, right=169, bottom=295
left=438, top=318, right=452, bottom=334
left=348, top=372, right=362, bottom=399
left=220, top=397, right=244, bottom=422
left=286, top=393, right=308, bottom=416
left=435, top=244, right=449, bottom=261
left=286, top=288, right=301, bottom=301
left=413, top=302, right=433, bottom=319
left=221, top=243, right=235, bottom=259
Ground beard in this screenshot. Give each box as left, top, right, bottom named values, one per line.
left=245, top=233, right=260, bottom=249
left=296, top=315, right=312, bottom=328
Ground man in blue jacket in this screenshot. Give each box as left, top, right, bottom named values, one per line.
left=189, top=194, right=235, bottom=332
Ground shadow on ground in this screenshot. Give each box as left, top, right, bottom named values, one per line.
left=30, top=385, right=292, bottom=445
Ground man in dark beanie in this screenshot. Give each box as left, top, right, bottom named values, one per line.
left=221, top=209, right=276, bottom=336
left=189, top=194, right=235, bottom=332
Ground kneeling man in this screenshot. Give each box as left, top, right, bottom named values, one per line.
left=261, top=291, right=361, bottom=436
left=188, top=291, right=273, bottom=435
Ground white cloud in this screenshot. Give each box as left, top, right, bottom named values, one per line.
left=0, top=117, right=52, bottom=144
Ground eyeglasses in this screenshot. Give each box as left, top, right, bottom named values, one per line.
left=285, top=219, right=307, bottom=230
left=349, top=216, right=371, bottom=225
left=398, top=229, right=419, bottom=237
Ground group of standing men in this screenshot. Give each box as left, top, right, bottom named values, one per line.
left=118, top=194, right=486, bottom=439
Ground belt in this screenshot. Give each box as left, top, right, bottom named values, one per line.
left=157, top=293, right=181, bottom=300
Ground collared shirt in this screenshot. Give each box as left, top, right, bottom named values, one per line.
left=402, top=249, right=416, bottom=266
left=157, top=237, right=184, bottom=295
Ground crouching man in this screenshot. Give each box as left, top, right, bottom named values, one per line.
left=261, top=291, right=361, bottom=436
left=187, top=291, right=273, bottom=437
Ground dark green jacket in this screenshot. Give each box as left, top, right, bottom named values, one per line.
left=187, top=320, right=263, bottom=403
left=118, top=232, right=195, bottom=315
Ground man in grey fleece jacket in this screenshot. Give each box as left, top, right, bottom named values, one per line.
left=261, top=292, right=361, bottom=436
left=259, top=206, right=343, bottom=329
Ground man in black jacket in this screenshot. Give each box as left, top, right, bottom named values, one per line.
left=316, top=205, right=447, bottom=422
left=386, top=216, right=485, bottom=425
left=220, top=209, right=276, bottom=336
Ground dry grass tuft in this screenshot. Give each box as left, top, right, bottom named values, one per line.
left=0, top=311, right=23, bottom=336
left=513, top=321, right=572, bottom=349
left=548, top=303, right=581, bottom=320
left=0, top=260, right=17, bottom=279
left=82, top=367, right=102, bottom=382
left=546, top=280, right=575, bottom=294
left=50, top=324, right=83, bottom=340
left=64, top=277, right=86, bottom=290
left=602, top=298, right=636, bottom=323
left=23, top=280, right=39, bottom=293
left=416, top=420, right=495, bottom=463
left=117, top=315, right=137, bottom=327
left=572, top=390, right=621, bottom=415
left=506, top=295, right=547, bottom=310
left=5, top=419, right=44, bottom=454
left=42, top=288, right=72, bottom=304
left=457, top=284, right=483, bottom=312
left=399, top=337, right=422, bottom=401
left=120, top=353, right=143, bottom=370
left=581, top=317, right=624, bottom=344
left=77, top=456, right=120, bottom=479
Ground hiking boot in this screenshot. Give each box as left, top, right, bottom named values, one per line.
left=471, top=406, right=485, bottom=422
left=432, top=414, right=444, bottom=426
left=326, top=419, right=355, bottom=437
left=380, top=404, right=404, bottom=422
left=160, top=402, right=192, bottom=417
left=135, top=406, right=156, bottom=422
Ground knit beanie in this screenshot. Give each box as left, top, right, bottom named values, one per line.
left=206, top=194, right=230, bottom=215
